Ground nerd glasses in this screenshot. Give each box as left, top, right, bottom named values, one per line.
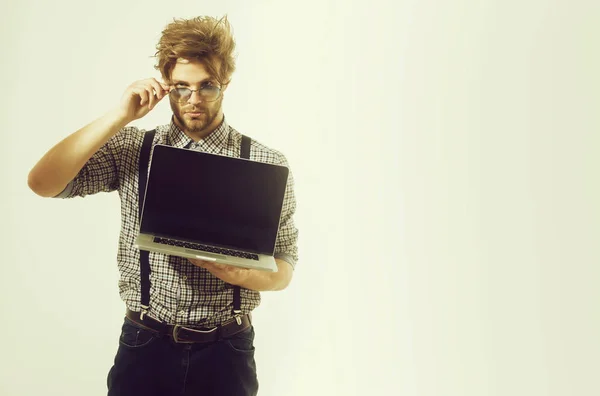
left=168, top=82, right=222, bottom=103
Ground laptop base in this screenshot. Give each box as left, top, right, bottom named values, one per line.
left=134, top=234, right=278, bottom=272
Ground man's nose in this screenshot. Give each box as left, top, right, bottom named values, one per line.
left=187, top=90, right=203, bottom=105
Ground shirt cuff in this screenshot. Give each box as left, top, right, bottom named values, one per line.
left=274, top=253, right=296, bottom=270
left=53, top=181, right=74, bottom=198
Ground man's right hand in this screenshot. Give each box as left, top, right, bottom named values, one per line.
left=28, top=77, right=172, bottom=198
left=118, top=78, right=171, bottom=122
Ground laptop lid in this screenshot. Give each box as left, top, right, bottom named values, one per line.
left=139, top=144, right=289, bottom=255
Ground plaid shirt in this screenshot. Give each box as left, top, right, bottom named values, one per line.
left=55, top=116, right=298, bottom=327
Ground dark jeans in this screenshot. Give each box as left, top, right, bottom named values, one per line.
left=107, top=317, right=259, bottom=396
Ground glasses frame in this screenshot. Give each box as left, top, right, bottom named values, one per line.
left=168, top=84, right=222, bottom=103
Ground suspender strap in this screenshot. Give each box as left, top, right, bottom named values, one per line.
left=138, top=130, right=156, bottom=318
left=233, top=134, right=252, bottom=324
left=240, top=134, right=251, bottom=160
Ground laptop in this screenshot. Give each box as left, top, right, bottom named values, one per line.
left=134, top=144, right=289, bottom=272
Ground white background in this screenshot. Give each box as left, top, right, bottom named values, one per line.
left=1, top=0, right=599, bottom=395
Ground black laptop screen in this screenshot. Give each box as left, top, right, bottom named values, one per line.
left=139, top=145, right=289, bottom=255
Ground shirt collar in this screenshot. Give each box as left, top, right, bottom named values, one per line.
left=167, top=115, right=230, bottom=154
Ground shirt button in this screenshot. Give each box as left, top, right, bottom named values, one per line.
left=182, top=276, right=188, bottom=281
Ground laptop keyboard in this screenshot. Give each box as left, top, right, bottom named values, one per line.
left=153, top=237, right=260, bottom=261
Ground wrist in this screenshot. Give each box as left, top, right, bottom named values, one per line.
left=236, top=268, right=281, bottom=291
left=106, top=106, right=132, bottom=129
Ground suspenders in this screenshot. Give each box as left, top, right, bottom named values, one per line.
left=137, top=130, right=251, bottom=325
left=138, top=130, right=155, bottom=319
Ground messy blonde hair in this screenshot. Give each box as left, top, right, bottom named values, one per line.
left=154, top=15, right=236, bottom=87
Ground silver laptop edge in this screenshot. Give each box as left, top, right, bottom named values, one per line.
left=134, top=234, right=278, bottom=272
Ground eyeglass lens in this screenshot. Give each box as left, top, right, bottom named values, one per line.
left=170, top=86, right=220, bottom=102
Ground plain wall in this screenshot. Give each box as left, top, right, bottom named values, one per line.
left=1, top=0, right=598, bottom=395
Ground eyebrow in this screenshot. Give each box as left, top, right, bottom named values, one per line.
left=172, top=78, right=214, bottom=86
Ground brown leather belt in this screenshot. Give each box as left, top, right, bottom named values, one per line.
left=125, top=309, right=252, bottom=344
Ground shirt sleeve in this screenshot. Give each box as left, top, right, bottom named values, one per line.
left=53, top=127, right=133, bottom=199
left=273, top=153, right=299, bottom=269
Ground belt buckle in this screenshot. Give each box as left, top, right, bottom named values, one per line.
left=172, top=325, right=195, bottom=344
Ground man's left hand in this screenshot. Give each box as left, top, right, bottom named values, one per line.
left=188, top=258, right=251, bottom=286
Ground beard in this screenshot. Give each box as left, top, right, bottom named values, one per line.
left=170, top=96, right=223, bottom=135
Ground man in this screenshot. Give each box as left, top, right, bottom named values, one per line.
left=27, top=15, right=298, bottom=396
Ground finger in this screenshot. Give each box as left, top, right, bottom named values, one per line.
left=149, top=79, right=166, bottom=100
left=160, top=81, right=171, bottom=92
left=146, top=87, right=156, bottom=109
left=188, top=258, right=202, bottom=265
left=133, top=87, right=149, bottom=106
left=202, top=261, right=220, bottom=270
left=188, top=258, right=212, bottom=268
left=152, top=79, right=169, bottom=101
left=212, top=263, right=229, bottom=270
